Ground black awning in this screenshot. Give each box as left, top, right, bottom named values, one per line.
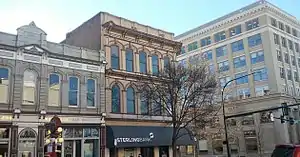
left=106, top=126, right=195, bottom=148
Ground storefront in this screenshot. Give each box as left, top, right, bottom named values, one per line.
left=106, top=126, right=195, bottom=157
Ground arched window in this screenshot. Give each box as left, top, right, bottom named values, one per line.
left=49, top=73, right=60, bottom=106
left=126, top=87, right=135, bottom=114
left=139, top=51, right=147, bottom=74
left=0, top=68, right=9, bottom=103
left=126, top=49, right=134, bottom=72
left=111, top=84, right=120, bottom=113
left=152, top=55, right=159, bottom=75
left=69, top=76, right=79, bottom=106
left=23, top=70, right=36, bottom=105
left=18, top=128, right=37, bottom=156
left=140, top=92, right=149, bottom=115
left=87, top=79, right=96, bottom=107
left=111, top=45, right=119, bottom=70
left=163, top=56, right=170, bottom=70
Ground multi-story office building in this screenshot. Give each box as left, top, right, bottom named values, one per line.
left=63, top=12, right=194, bottom=157
left=0, top=22, right=106, bottom=156
left=175, top=0, right=300, bottom=157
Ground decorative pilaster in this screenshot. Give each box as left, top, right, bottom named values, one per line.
left=37, top=125, right=45, bottom=157
left=10, top=125, right=18, bottom=157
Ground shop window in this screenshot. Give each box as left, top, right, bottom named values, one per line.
left=111, top=84, right=121, bottom=113
left=69, top=76, right=79, bottom=106
left=0, top=127, right=9, bottom=157
left=63, top=127, right=99, bottom=157
left=124, top=148, right=136, bottom=157
left=126, top=87, right=135, bottom=114
left=242, top=115, right=255, bottom=125
left=126, top=48, right=134, bottom=72
left=23, top=70, right=36, bottom=105
left=111, top=45, right=119, bottom=70
left=48, top=73, right=60, bottom=106
left=139, top=51, right=147, bottom=74
left=152, top=54, right=159, bottom=75
left=0, top=68, right=9, bottom=103
left=87, top=79, right=96, bottom=107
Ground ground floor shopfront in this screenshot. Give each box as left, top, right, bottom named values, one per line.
left=106, top=125, right=195, bottom=157
left=0, top=113, right=105, bottom=157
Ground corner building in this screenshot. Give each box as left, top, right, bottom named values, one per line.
left=64, top=12, right=194, bottom=157
left=175, top=0, right=300, bottom=157
left=0, top=22, right=107, bottom=156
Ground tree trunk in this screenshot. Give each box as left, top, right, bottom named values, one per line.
left=172, top=140, right=177, bottom=157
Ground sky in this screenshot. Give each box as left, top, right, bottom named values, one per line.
left=0, top=0, right=299, bottom=43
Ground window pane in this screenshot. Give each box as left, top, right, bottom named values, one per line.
left=112, top=85, right=120, bottom=113
left=0, top=68, right=9, bottom=80
left=87, top=79, right=95, bottom=92
left=84, top=139, right=99, bottom=157
left=139, top=52, right=147, bottom=73
left=64, top=141, right=74, bottom=157
left=152, top=55, right=159, bottom=75
left=127, top=88, right=135, bottom=114
left=140, top=93, right=149, bottom=114
left=49, top=74, right=60, bottom=106
left=69, top=91, right=78, bottom=106
left=69, top=77, right=78, bottom=90
left=164, top=57, right=170, bottom=69
left=111, top=45, right=119, bottom=69
left=126, top=49, right=133, bottom=72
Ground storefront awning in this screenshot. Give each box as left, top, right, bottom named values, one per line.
left=106, top=126, right=195, bottom=148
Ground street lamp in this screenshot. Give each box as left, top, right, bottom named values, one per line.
left=221, top=72, right=254, bottom=157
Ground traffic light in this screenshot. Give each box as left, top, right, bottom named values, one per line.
left=280, top=115, right=285, bottom=123
left=282, top=103, right=289, bottom=116
left=289, top=117, right=295, bottom=125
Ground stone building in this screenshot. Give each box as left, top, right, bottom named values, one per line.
left=175, top=0, right=300, bottom=157
left=0, top=22, right=106, bottom=156
left=63, top=12, right=194, bottom=157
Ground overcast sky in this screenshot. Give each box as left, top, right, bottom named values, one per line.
left=0, top=0, right=299, bottom=43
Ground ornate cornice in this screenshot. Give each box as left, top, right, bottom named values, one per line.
left=102, top=21, right=182, bottom=50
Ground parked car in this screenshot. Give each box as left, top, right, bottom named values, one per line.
left=271, top=144, right=300, bottom=157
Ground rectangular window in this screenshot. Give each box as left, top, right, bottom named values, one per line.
left=201, top=37, right=211, bottom=47
left=279, top=22, right=284, bottom=31
left=231, top=40, right=244, bottom=52
left=292, top=28, right=298, bottom=37
left=288, top=40, right=294, bottom=50
left=274, top=33, right=279, bottom=45
left=187, top=41, right=198, bottom=52
left=126, top=49, right=134, bottom=72
left=286, top=25, right=291, bottom=34
left=216, top=46, right=227, bottom=58
left=219, top=76, right=231, bottom=87
left=255, top=85, right=269, bottom=96
left=229, top=25, right=242, bottom=37
left=180, top=46, right=186, bottom=55
left=237, top=88, right=250, bottom=98
left=295, top=43, right=300, bottom=53
left=271, top=18, right=277, bottom=27
left=69, top=76, right=79, bottom=106
left=214, top=31, right=226, bottom=42
left=218, top=61, right=229, bottom=72
left=248, top=34, right=262, bottom=47
left=277, top=50, right=282, bottom=61
left=284, top=53, right=289, bottom=64
left=287, top=69, right=292, bottom=80
left=292, top=56, right=296, bottom=66
left=139, top=52, right=147, bottom=73
left=87, top=79, right=96, bottom=107
left=233, top=56, right=246, bottom=68
left=294, top=71, right=299, bottom=82
left=281, top=37, right=287, bottom=47
left=0, top=68, right=9, bottom=103
left=254, top=68, right=268, bottom=81
left=246, top=18, right=259, bottom=30
left=202, top=50, right=213, bottom=60
left=280, top=67, right=285, bottom=78
left=209, top=64, right=215, bottom=74
left=235, top=72, right=249, bottom=85
left=250, top=51, right=264, bottom=64
left=49, top=73, right=60, bottom=106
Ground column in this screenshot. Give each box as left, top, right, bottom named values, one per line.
left=10, top=125, right=18, bottom=157
left=154, top=147, right=159, bottom=157
left=37, top=125, right=45, bottom=157
left=100, top=124, right=106, bottom=157
left=273, top=110, right=290, bottom=144
left=168, top=146, right=173, bottom=157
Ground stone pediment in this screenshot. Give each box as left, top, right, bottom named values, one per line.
left=21, top=44, right=47, bottom=56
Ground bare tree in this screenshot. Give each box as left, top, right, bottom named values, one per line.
left=137, top=61, right=218, bottom=157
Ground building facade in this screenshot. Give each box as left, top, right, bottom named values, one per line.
left=175, top=0, right=300, bottom=157
left=0, top=22, right=107, bottom=157
left=64, top=12, right=194, bottom=157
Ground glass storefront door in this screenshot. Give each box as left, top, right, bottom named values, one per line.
left=140, top=147, right=154, bottom=157
left=63, top=127, right=99, bottom=157
left=18, top=128, right=37, bottom=157
left=124, top=148, right=136, bottom=157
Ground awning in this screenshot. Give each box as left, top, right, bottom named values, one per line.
left=106, top=126, right=195, bottom=148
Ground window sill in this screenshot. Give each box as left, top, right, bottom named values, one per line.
left=68, top=105, right=78, bottom=108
